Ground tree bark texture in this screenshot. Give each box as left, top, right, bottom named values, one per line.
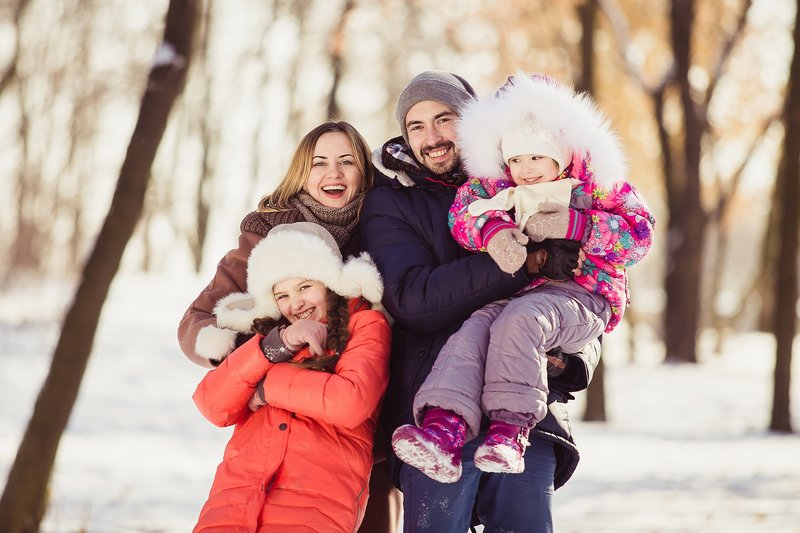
left=0, top=1, right=197, bottom=530
left=576, top=0, right=607, bottom=422
left=663, top=0, right=705, bottom=363
left=769, top=0, right=800, bottom=433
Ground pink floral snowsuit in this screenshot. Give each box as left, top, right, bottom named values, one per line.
left=413, top=154, right=655, bottom=436
left=449, top=155, right=655, bottom=332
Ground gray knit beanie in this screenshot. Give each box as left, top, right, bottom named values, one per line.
left=395, top=71, right=477, bottom=143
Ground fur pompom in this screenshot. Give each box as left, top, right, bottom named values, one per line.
left=339, top=253, right=384, bottom=306
left=214, top=292, right=261, bottom=332
left=195, top=325, right=238, bottom=363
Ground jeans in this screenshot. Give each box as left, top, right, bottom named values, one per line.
left=399, top=433, right=555, bottom=533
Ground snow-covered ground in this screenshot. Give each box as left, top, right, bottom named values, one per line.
left=1, top=274, right=799, bottom=532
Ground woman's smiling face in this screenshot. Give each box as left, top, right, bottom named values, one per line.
left=303, top=131, right=364, bottom=208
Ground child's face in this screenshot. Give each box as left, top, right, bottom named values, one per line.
left=507, top=155, right=560, bottom=186
left=273, top=277, right=328, bottom=323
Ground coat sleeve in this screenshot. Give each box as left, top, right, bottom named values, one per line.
left=177, top=231, right=263, bottom=368
left=192, top=335, right=272, bottom=427
left=359, top=187, right=532, bottom=333
left=582, top=181, right=655, bottom=269
left=262, top=310, right=391, bottom=429
left=448, top=177, right=515, bottom=252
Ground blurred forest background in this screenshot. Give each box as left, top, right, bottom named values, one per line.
left=0, top=0, right=798, bottom=530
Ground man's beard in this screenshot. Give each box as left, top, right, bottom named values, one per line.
left=419, top=141, right=460, bottom=176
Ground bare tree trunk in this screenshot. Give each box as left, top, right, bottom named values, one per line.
left=8, top=0, right=42, bottom=277
left=601, top=0, right=752, bottom=364
left=769, top=0, right=800, bottom=434
left=0, top=1, right=197, bottom=530
left=192, top=0, right=215, bottom=272
left=0, top=0, right=28, bottom=97
left=575, top=0, right=606, bottom=422
left=326, top=0, right=355, bottom=119
left=663, top=0, right=706, bottom=363
left=759, top=169, right=783, bottom=331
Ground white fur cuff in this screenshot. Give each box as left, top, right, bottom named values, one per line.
left=195, top=325, right=238, bottom=363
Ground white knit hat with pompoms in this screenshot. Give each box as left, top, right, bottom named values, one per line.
left=194, top=222, right=383, bottom=363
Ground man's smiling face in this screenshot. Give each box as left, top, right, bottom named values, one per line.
left=405, top=100, right=461, bottom=176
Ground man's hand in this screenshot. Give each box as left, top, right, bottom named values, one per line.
left=528, top=239, right=581, bottom=280
left=281, top=319, right=327, bottom=356
left=546, top=348, right=568, bottom=377
left=486, top=228, right=529, bottom=274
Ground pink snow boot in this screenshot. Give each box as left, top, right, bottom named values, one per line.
left=391, top=407, right=467, bottom=483
left=473, top=420, right=530, bottom=474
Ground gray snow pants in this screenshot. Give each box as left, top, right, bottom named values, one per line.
left=413, top=281, right=611, bottom=439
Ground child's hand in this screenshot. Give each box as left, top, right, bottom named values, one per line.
left=525, top=202, right=588, bottom=242
left=281, top=319, right=327, bottom=356
left=486, top=228, right=529, bottom=273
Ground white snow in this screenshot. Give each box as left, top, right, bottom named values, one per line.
left=152, top=42, right=186, bottom=69
left=1, top=274, right=799, bottom=532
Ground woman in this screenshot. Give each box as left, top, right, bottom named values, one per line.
left=179, top=121, right=399, bottom=532
left=192, top=223, right=390, bottom=531
left=178, top=121, right=373, bottom=368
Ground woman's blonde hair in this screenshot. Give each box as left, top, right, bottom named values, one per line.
left=258, top=121, right=374, bottom=211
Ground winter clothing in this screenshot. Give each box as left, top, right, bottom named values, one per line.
left=360, top=134, right=601, bottom=512
left=407, top=75, right=652, bottom=481
left=193, top=224, right=391, bottom=532
left=414, top=284, right=610, bottom=439
left=391, top=407, right=467, bottom=484
left=501, top=122, right=569, bottom=171
left=192, top=306, right=391, bottom=532
left=459, top=72, right=627, bottom=187
left=395, top=70, right=477, bottom=143
left=526, top=201, right=590, bottom=242
left=451, top=171, right=651, bottom=332
left=473, top=420, right=531, bottom=474
left=451, top=75, right=656, bottom=332
left=398, top=436, right=555, bottom=532
left=177, top=191, right=361, bottom=367
left=208, top=222, right=383, bottom=328
left=484, top=227, right=529, bottom=273
left=467, top=177, right=575, bottom=233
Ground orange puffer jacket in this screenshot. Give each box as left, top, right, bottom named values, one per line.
left=192, top=308, right=391, bottom=532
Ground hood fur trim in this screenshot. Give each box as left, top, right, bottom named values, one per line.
left=457, top=72, right=626, bottom=187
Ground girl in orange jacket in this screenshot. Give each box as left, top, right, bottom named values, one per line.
left=192, top=222, right=391, bottom=532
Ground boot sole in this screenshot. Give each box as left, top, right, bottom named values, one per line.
left=474, top=444, right=525, bottom=474
left=392, top=427, right=462, bottom=483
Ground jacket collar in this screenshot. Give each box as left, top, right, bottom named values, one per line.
left=376, top=136, right=467, bottom=191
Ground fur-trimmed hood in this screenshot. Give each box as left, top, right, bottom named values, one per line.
left=194, top=222, right=383, bottom=362
left=457, top=72, right=626, bottom=187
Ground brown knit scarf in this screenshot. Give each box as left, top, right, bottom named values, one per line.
left=291, top=191, right=361, bottom=250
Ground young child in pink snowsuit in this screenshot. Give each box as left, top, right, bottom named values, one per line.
left=391, top=73, right=656, bottom=482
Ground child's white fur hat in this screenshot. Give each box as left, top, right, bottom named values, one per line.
left=194, top=222, right=383, bottom=363
left=500, top=123, right=570, bottom=172
left=457, top=72, right=626, bottom=187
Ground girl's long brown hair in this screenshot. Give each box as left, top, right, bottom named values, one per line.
left=251, top=289, right=350, bottom=372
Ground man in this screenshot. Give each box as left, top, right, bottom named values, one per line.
left=359, top=71, right=601, bottom=532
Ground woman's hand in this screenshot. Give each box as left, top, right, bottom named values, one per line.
left=281, top=319, right=327, bottom=356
